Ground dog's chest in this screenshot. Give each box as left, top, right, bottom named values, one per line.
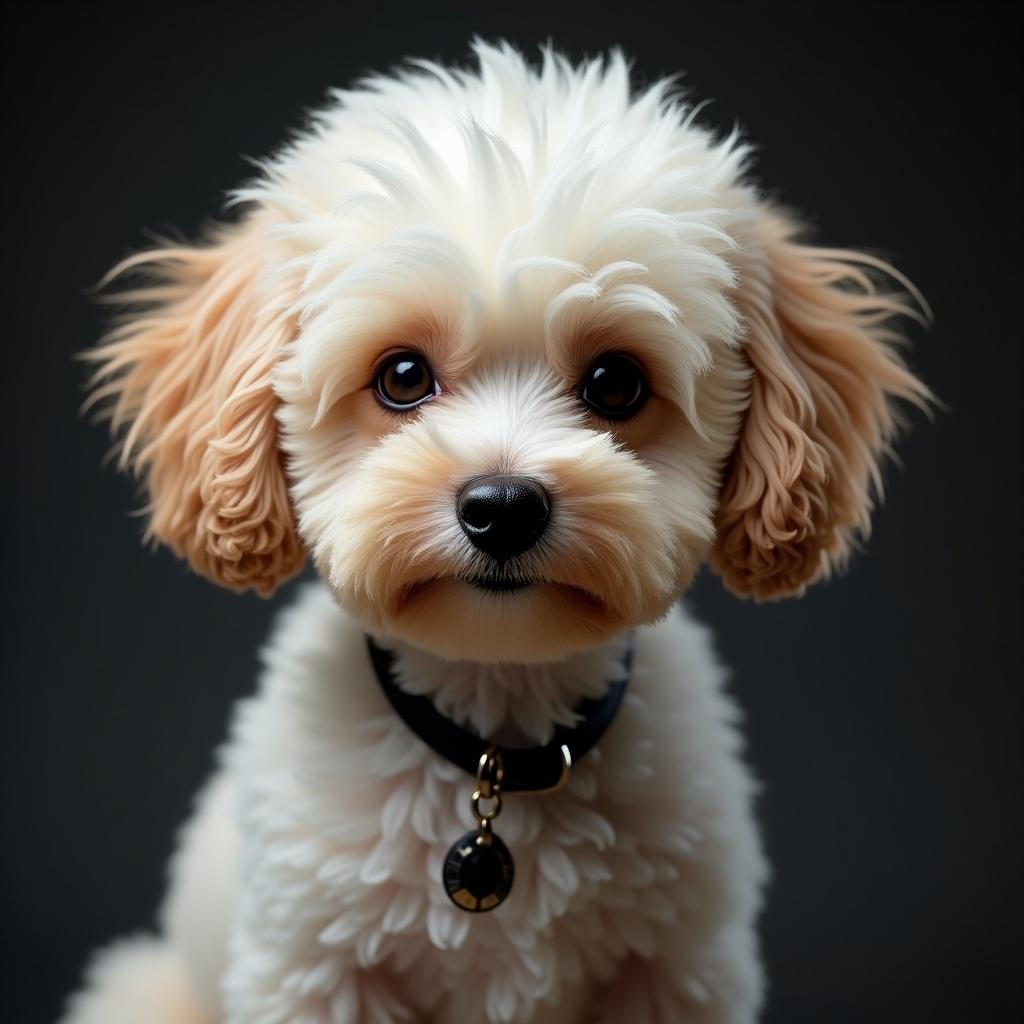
left=231, top=590, right=748, bottom=1021
left=240, top=693, right=694, bottom=1019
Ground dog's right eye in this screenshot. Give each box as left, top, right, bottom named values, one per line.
left=579, top=352, right=649, bottom=420
left=374, top=352, right=439, bottom=411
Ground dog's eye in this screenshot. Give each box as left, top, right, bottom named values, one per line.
left=579, top=353, right=649, bottom=420
left=375, top=352, right=438, bottom=411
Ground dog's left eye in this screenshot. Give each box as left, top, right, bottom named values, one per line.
left=375, top=352, right=439, bottom=411
left=579, top=353, right=649, bottom=420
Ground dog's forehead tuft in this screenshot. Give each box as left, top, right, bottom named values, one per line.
left=250, top=43, right=753, bottom=272
left=260, top=43, right=750, bottom=420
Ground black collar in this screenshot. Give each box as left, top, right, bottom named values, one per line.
left=366, top=636, right=633, bottom=793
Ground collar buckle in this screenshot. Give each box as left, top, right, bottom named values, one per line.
left=520, top=742, right=573, bottom=796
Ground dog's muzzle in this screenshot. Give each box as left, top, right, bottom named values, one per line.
left=456, top=474, right=550, bottom=561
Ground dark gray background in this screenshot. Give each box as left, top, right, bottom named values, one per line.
left=4, top=3, right=1021, bottom=1022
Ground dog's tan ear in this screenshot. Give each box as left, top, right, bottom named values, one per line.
left=712, top=210, right=930, bottom=600
left=88, top=215, right=303, bottom=595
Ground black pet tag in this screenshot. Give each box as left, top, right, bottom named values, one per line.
left=443, top=748, right=514, bottom=913
left=442, top=828, right=515, bottom=912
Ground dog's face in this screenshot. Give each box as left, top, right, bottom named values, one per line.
left=91, top=44, right=927, bottom=662
left=272, top=130, right=749, bottom=661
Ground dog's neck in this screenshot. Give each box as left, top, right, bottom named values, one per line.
left=383, top=634, right=633, bottom=747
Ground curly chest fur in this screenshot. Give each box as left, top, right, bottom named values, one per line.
left=216, top=585, right=764, bottom=1023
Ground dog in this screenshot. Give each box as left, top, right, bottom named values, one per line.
left=65, top=41, right=928, bottom=1024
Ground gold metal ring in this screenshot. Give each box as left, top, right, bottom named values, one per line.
left=475, top=746, right=504, bottom=799
left=471, top=789, right=502, bottom=822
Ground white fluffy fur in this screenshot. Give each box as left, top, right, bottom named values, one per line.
left=66, top=39, right=922, bottom=1024
left=66, top=585, right=764, bottom=1024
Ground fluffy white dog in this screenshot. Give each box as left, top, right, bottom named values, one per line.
left=66, top=41, right=927, bottom=1024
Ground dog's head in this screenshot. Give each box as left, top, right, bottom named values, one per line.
left=90, top=44, right=928, bottom=661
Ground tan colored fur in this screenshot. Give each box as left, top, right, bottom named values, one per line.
left=87, top=217, right=303, bottom=594
left=713, top=212, right=930, bottom=599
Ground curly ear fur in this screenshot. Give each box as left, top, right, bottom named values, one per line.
left=87, top=215, right=303, bottom=595
left=713, top=211, right=930, bottom=600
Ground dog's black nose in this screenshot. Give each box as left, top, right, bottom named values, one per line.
left=457, top=475, right=551, bottom=561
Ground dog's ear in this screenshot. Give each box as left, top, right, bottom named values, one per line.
left=88, top=214, right=303, bottom=595
left=712, top=209, right=930, bottom=600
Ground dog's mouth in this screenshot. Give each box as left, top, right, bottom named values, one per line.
left=465, top=577, right=609, bottom=616
left=395, top=575, right=609, bottom=614
left=469, top=574, right=532, bottom=593
left=379, top=574, right=623, bottom=661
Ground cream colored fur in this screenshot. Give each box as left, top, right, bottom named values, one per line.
left=70, top=587, right=764, bottom=1024
left=67, top=40, right=926, bottom=1024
